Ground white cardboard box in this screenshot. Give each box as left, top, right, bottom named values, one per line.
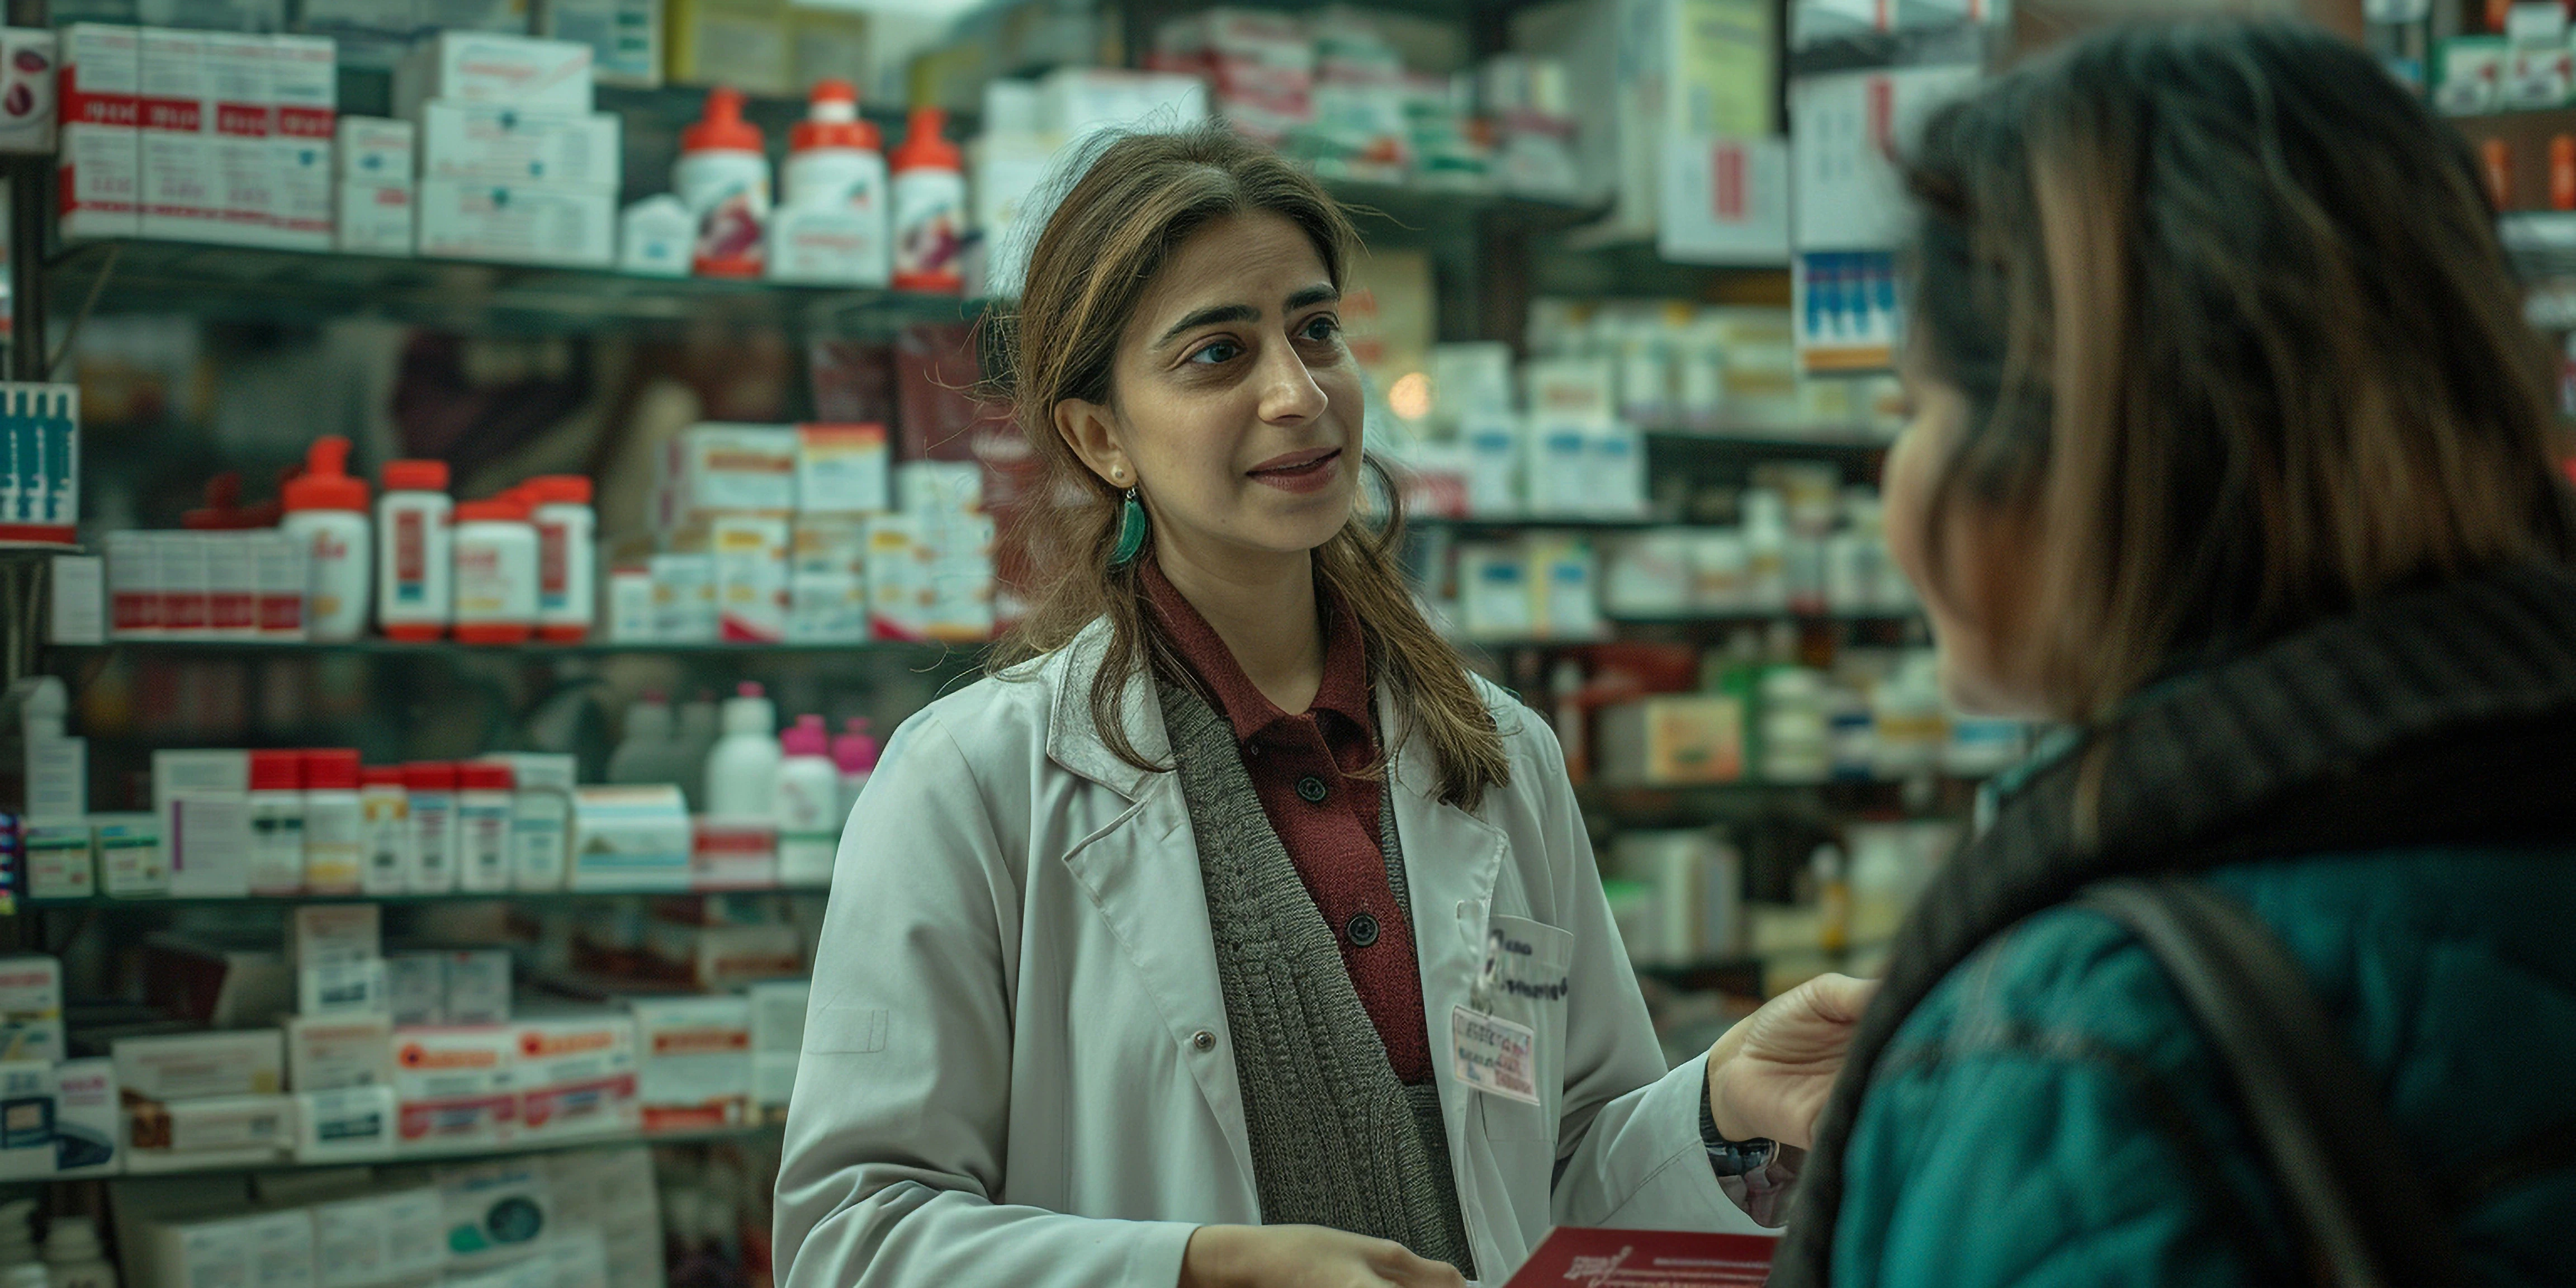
left=421, top=101, right=621, bottom=188
left=337, top=181, right=414, bottom=254
left=292, top=903, right=381, bottom=966
left=139, top=27, right=217, bottom=242
left=397, top=32, right=594, bottom=119
left=293, top=1085, right=399, bottom=1162
left=0, top=1060, right=57, bottom=1180
left=335, top=116, right=413, bottom=180
left=540, top=0, right=662, bottom=88
left=202, top=33, right=274, bottom=245
left=113, top=1029, right=284, bottom=1101
left=627, top=995, right=750, bottom=1131
left=286, top=1014, right=396, bottom=1091
left=416, top=178, right=615, bottom=267
left=269, top=34, right=338, bottom=250
left=53, top=1057, right=120, bottom=1177
left=155, top=748, right=250, bottom=896
left=60, top=23, right=141, bottom=240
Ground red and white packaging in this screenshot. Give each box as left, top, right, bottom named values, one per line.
left=391, top=1024, right=518, bottom=1152
left=513, top=1010, right=638, bottom=1141
left=58, top=23, right=140, bottom=240
left=1150, top=10, right=1312, bottom=144
left=139, top=28, right=215, bottom=241
left=269, top=35, right=337, bottom=250
left=202, top=34, right=272, bottom=245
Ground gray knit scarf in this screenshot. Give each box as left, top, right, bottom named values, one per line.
left=1158, top=679, right=1477, bottom=1275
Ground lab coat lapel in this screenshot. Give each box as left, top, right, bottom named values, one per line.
left=1040, top=623, right=1259, bottom=1195
left=1381, top=686, right=1512, bottom=1208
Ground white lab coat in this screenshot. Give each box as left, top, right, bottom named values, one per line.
left=773, top=621, right=1765, bottom=1288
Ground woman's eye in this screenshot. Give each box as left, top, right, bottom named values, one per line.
left=1187, top=340, right=1242, bottom=366
left=1299, top=316, right=1341, bottom=342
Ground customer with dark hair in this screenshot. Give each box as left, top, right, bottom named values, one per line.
left=1768, top=18, right=2576, bottom=1287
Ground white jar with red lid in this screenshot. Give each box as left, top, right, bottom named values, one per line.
left=528, top=475, right=596, bottom=643
left=377, top=458, right=453, bottom=642
left=452, top=496, right=538, bottom=644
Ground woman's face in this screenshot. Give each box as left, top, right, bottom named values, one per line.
left=1053, top=211, right=1362, bottom=579
left=1883, top=367, right=2049, bottom=718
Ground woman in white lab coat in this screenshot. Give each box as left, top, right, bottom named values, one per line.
left=772, top=124, right=1869, bottom=1288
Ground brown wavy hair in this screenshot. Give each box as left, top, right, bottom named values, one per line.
left=986, top=125, right=1508, bottom=811
left=1903, top=17, right=2576, bottom=724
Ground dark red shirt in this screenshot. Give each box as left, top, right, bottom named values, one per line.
left=1141, top=558, right=1433, bottom=1084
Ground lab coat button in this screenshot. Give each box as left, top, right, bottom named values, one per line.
left=1295, top=775, right=1328, bottom=803
left=1345, top=912, right=1380, bottom=947
left=1191, top=1030, right=1216, bottom=1052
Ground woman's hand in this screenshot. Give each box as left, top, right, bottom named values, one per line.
left=1704, top=972, right=1879, bottom=1148
left=1178, top=1225, right=1469, bottom=1288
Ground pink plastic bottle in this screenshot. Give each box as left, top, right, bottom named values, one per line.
left=776, top=714, right=840, bottom=885
left=832, top=716, right=880, bottom=818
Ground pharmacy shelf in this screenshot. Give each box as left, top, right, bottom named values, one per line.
left=59, top=636, right=984, bottom=660
left=1452, top=614, right=1921, bottom=651
left=17, top=883, right=832, bottom=912
left=2503, top=211, right=2576, bottom=278
left=43, top=239, right=986, bottom=338
left=100, top=1120, right=784, bottom=1181
left=1642, top=428, right=1897, bottom=461
left=1410, top=515, right=1662, bottom=532
left=1575, top=778, right=1977, bottom=826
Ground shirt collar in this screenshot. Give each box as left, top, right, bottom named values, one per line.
left=1139, top=556, right=1374, bottom=746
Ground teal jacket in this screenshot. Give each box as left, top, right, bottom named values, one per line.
left=1832, top=847, right=2576, bottom=1286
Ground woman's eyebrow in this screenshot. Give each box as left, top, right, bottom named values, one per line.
left=1156, top=304, right=1259, bottom=348
left=1285, top=285, right=1339, bottom=312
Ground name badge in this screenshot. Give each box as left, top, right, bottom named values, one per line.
left=1451, top=1004, right=1540, bottom=1105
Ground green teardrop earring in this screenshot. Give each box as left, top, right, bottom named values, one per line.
left=1109, top=486, right=1148, bottom=567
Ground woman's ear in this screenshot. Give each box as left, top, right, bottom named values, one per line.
left=1054, top=397, right=1133, bottom=489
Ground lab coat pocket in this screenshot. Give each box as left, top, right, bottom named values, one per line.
left=806, top=991, right=890, bottom=1054
left=1476, top=914, right=1574, bottom=1141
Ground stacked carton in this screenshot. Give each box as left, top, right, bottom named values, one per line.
left=59, top=25, right=337, bottom=246
left=402, top=32, right=619, bottom=267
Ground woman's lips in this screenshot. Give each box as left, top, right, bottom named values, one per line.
left=1247, top=448, right=1342, bottom=494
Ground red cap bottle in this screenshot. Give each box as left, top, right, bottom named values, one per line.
left=250, top=749, right=305, bottom=792
left=302, top=749, right=361, bottom=791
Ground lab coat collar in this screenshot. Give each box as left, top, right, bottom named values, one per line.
left=1035, top=618, right=1170, bottom=801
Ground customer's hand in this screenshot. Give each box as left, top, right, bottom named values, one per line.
left=1178, top=1225, right=1469, bottom=1288
left=1704, top=972, right=1879, bottom=1148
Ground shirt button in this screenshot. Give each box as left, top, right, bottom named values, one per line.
left=1345, top=912, right=1380, bottom=948
left=1191, top=1030, right=1216, bottom=1052
left=1295, top=775, right=1329, bottom=803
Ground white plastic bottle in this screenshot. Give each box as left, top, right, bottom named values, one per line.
left=891, top=106, right=964, bottom=293
left=776, top=79, right=889, bottom=286
left=457, top=761, right=515, bottom=893
left=404, top=761, right=460, bottom=893
left=775, top=715, right=840, bottom=884
left=676, top=87, right=769, bottom=277
left=358, top=765, right=412, bottom=896
left=247, top=749, right=307, bottom=895
left=705, top=681, right=781, bottom=818
left=502, top=755, right=574, bottom=891
left=452, top=496, right=538, bottom=645
left=300, top=748, right=364, bottom=894
left=608, top=694, right=678, bottom=785
left=376, top=458, right=452, bottom=641
left=832, top=716, right=878, bottom=820
left=675, top=691, right=723, bottom=809
left=529, top=475, right=596, bottom=643
left=40, top=1215, right=117, bottom=1288
left=279, top=435, right=373, bottom=642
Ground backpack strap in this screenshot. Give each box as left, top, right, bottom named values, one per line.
left=2077, top=878, right=2460, bottom=1288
